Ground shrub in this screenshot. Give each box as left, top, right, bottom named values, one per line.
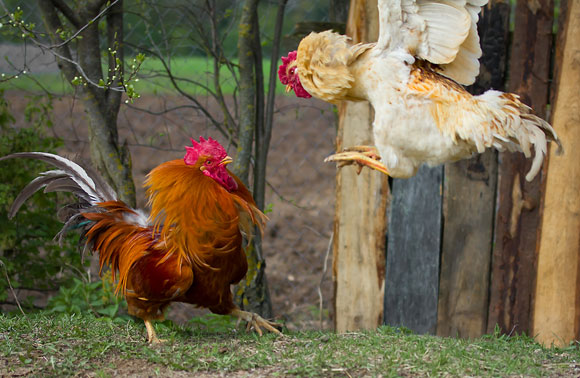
left=0, top=90, right=92, bottom=313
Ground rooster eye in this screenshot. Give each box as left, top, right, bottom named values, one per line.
left=206, top=160, right=212, bottom=165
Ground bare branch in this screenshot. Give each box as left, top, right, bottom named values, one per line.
left=49, top=0, right=121, bottom=50
left=253, top=0, right=289, bottom=210
left=207, top=0, right=237, bottom=135
left=49, top=0, right=81, bottom=28
left=126, top=45, right=232, bottom=140
left=106, top=0, right=123, bottom=110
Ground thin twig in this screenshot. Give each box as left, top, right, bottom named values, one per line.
left=50, top=0, right=121, bottom=49
left=0, top=0, right=126, bottom=92
left=0, top=258, right=26, bottom=316
left=265, top=180, right=311, bottom=210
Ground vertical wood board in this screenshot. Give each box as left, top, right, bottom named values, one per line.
left=436, top=1, right=508, bottom=339
left=438, top=153, right=498, bottom=338
left=487, top=0, right=554, bottom=335
left=333, top=0, right=388, bottom=332
left=384, top=165, right=442, bottom=334
left=533, top=0, right=580, bottom=347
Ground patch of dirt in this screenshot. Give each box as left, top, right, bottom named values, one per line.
left=3, top=91, right=337, bottom=330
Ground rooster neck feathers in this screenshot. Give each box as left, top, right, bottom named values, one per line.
left=145, top=158, right=266, bottom=273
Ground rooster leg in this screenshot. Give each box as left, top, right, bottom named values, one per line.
left=144, top=319, right=165, bottom=344
left=324, top=145, right=389, bottom=175
left=230, top=308, right=283, bottom=336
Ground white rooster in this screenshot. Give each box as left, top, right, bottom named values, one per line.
left=278, top=0, right=562, bottom=181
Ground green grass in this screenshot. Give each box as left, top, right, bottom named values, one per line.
left=1, top=313, right=579, bottom=376
left=0, top=56, right=286, bottom=96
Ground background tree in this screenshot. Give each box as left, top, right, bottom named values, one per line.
left=35, top=0, right=137, bottom=206
left=0, top=0, right=338, bottom=320
left=126, top=0, right=293, bottom=317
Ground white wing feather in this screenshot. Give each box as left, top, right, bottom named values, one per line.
left=377, top=0, right=488, bottom=85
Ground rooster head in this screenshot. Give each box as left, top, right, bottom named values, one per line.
left=278, top=51, right=311, bottom=99
left=184, top=137, right=238, bottom=191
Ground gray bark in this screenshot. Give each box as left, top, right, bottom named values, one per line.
left=231, top=0, right=259, bottom=185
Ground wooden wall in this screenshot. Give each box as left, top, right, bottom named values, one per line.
left=333, top=0, right=579, bottom=346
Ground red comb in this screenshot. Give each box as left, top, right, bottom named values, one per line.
left=184, top=137, right=227, bottom=165
left=278, top=50, right=297, bottom=85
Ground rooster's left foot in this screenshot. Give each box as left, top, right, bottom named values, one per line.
left=230, top=309, right=283, bottom=336
left=144, top=319, right=167, bottom=345
left=324, top=145, right=389, bottom=175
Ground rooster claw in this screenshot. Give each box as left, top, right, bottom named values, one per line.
left=231, top=309, right=283, bottom=337
left=324, top=145, right=389, bottom=176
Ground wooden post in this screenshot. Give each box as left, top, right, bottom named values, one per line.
left=486, top=0, right=554, bottom=335
left=436, top=1, right=509, bottom=338
left=332, top=0, right=389, bottom=332
left=533, top=0, right=580, bottom=347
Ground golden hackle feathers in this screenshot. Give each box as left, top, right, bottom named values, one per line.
left=145, top=159, right=266, bottom=272
left=296, top=31, right=373, bottom=103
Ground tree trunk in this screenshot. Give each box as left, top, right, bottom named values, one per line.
left=333, top=0, right=388, bottom=332
left=533, top=0, right=580, bottom=347
left=233, top=0, right=273, bottom=318
left=232, top=0, right=258, bottom=184
left=38, top=0, right=135, bottom=206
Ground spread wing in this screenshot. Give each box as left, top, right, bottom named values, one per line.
left=377, top=0, right=488, bottom=85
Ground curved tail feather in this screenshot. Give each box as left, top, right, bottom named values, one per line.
left=1, top=152, right=155, bottom=294
left=490, top=93, right=563, bottom=181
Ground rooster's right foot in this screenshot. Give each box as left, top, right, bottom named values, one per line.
left=324, top=145, right=389, bottom=175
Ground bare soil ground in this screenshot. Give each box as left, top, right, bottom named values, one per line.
left=3, top=90, right=338, bottom=330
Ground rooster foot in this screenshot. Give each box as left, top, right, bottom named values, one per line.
left=324, top=145, right=389, bottom=175
left=231, top=309, right=283, bottom=337
left=144, top=319, right=166, bottom=345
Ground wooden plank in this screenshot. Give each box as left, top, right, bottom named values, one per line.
left=486, top=0, right=554, bottom=335
left=436, top=1, right=509, bottom=338
left=384, top=165, right=442, bottom=334
left=533, top=0, right=580, bottom=347
left=332, top=0, right=389, bottom=332
left=437, top=154, right=498, bottom=338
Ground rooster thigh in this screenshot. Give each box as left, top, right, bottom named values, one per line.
left=124, top=251, right=194, bottom=321
left=372, top=100, right=473, bottom=178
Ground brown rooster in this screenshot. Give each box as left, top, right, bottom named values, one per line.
left=279, top=0, right=562, bottom=180
left=1, top=137, right=281, bottom=343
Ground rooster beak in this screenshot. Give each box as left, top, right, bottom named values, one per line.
left=220, top=156, right=233, bottom=166
left=285, top=84, right=292, bottom=93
